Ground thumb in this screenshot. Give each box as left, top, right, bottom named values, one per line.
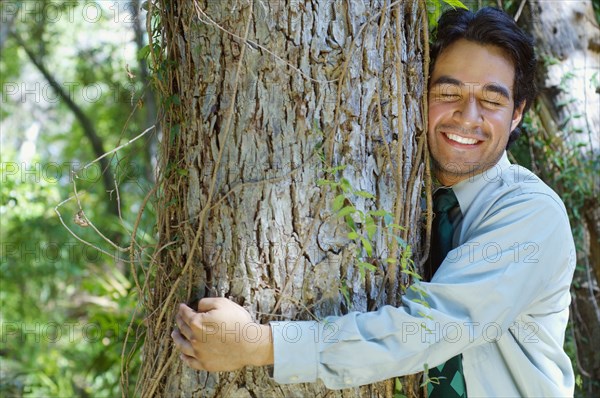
left=197, top=297, right=222, bottom=313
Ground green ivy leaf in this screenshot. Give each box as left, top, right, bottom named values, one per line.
left=340, top=178, right=352, bottom=193
left=324, top=164, right=347, bottom=174
left=368, top=209, right=391, bottom=217
left=360, top=236, right=373, bottom=257
left=387, top=223, right=405, bottom=231
left=332, top=194, right=346, bottom=212
left=337, top=205, right=356, bottom=218
left=357, top=261, right=377, bottom=272
left=347, top=231, right=359, bottom=240
left=138, top=45, right=151, bottom=60
left=427, top=0, right=442, bottom=28
left=441, top=0, right=468, bottom=10
left=354, top=190, right=375, bottom=199
left=366, top=223, right=377, bottom=240
left=345, top=215, right=357, bottom=231
left=412, top=299, right=430, bottom=306
left=317, top=179, right=335, bottom=187
left=394, top=376, right=408, bottom=397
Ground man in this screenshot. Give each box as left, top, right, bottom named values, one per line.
left=171, top=7, right=576, bottom=397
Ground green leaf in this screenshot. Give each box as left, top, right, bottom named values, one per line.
left=394, top=378, right=407, bottom=397
left=366, top=223, right=377, bottom=240
left=324, top=164, right=347, bottom=174
left=360, top=236, right=373, bottom=257
left=412, top=299, right=430, bottom=307
left=395, top=378, right=403, bottom=393
left=345, top=215, right=357, bottom=231
left=337, top=205, right=356, bottom=218
left=427, top=0, right=442, bottom=28
left=418, top=311, right=433, bottom=320
left=441, top=0, right=468, bottom=9
left=358, top=261, right=377, bottom=272
left=332, top=194, right=346, bottom=212
left=317, top=179, right=335, bottom=187
left=402, top=269, right=419, bottom=279
left=347, top=231, right=359, bottom=240
left=387, top=223, right=405, bottom=231
left=138, top=45, right=151, bottom=60
left=340, top=178, right=352, bottom=193
left=368, top=209, right=391, bottom=217
left=410, top=284, right=429, bottom=297
left=354, top=190, right=375, bottom=199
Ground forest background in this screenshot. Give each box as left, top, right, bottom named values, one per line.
left=0, top=0, right=598, bottom=397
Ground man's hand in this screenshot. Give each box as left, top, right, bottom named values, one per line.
left=171, top=297, right=274, bottom=372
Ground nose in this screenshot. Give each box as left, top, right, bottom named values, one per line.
left=453, top=96, right=483, bottom=128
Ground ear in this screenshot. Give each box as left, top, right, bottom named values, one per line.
left=510, top=101, right=526, bottom=132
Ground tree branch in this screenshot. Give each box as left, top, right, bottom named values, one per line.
left=12, top=32, right=120, bottom=218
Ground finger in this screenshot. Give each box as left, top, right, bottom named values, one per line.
left=197, top=297, right=222, bottom=312
left=171, top=329, right=195, bottom=357
left=179, top=352, right=204, bottom=371
left=178, top=303, right=199, bottom=327
left=175, top=312, right=194, bottom=340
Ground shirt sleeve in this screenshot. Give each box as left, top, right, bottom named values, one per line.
left=270, top=191, right=574, bottom=389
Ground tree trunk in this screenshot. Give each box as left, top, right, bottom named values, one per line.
left=135, top=0, right=429, bottom=396
left=522, top=1, right=600, bottom=395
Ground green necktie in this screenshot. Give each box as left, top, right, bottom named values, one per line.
left=427, top=188, right=467, bottom=398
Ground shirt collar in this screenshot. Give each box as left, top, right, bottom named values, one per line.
left=451, top=152, right=511, bottom=215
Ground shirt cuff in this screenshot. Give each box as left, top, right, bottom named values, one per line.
left=270, top=321, right=319, bottom=384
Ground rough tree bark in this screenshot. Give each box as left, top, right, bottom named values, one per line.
left=135, top=0, right=430, bottom=396
left=522, top=1, right=600, bottom=395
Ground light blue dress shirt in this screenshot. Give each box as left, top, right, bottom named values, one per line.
left=270, top=153, right=576, bottom=397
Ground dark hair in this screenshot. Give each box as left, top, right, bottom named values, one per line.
left=430, top=7, right=537, bottom=148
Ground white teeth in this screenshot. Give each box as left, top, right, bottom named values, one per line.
left=446, top=133, right=478, bottom=145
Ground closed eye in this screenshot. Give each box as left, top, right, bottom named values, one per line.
left=438, top=93, right=461, bottom=101
left=483, top=100, right=502, bottom=107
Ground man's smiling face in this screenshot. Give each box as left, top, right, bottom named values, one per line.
left=428, top=39, right=525, bottom=186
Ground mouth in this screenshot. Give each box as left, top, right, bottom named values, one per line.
left=443, top=132, right=481, bottom=146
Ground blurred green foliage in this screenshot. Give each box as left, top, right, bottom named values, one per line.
left=1, top=1, right=156, bottom=396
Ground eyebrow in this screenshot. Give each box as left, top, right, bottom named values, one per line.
left=483, top=83, right=511, bottom=101
left=430, top=75, right=511, bottom=101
